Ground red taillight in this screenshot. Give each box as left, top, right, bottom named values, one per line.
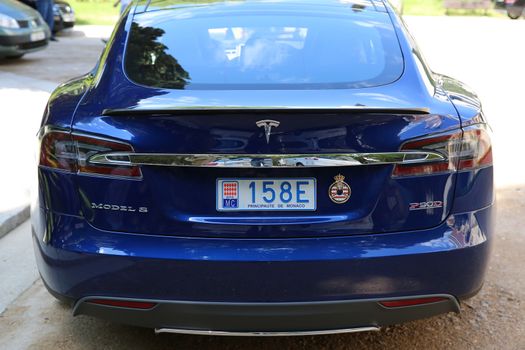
left=456, top=128, right=493, bottom=170
left=87, top=299, right=157, bottom=309
left=39, top=130, right=78, bottom=172
left=379, top=297, right=448, bottom=308
left=39, top=130, right=141, bottom=178
left=393, top=125, right=492, bottom=177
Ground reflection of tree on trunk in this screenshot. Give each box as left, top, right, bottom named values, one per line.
left=125, top=23, right=190, bottom=89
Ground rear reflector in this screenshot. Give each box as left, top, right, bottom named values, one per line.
left=379, top=297, right=448, bottom=308
left=39, top=129, right=141, bottom=178
left=393, top=124, right=492, bottom=177
left=87, top=299, right=157, bottom=309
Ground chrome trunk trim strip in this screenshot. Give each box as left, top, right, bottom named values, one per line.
left=88, top=151, right=445, bottom=168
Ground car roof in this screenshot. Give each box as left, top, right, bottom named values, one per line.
left=134, top=0, right=387, bottom=14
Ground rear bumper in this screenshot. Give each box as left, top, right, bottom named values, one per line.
left=72, top=295, right=459, bottom=334
left=54, top=15, right=75, bottom=32
left=32, top=204, right=493, bottom=330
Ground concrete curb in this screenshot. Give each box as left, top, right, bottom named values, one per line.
left=0, top=27, right=111, bottom=242
left=0, top=206, right=30, bottom=240
left=0, top=72, right=54, bottom=242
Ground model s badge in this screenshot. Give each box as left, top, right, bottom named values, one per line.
left=256, top=119, right=280, bottom=144
left=91, top=203, right=148, bottom=213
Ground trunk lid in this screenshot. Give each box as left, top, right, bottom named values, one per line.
left=71, top=87, right=461, bottom=238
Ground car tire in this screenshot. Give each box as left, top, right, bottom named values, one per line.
left=507, top=6, right=524, bottom=19
left=6, top=54, right=24, bottom=59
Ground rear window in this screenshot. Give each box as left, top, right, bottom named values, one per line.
left=125, top=9, right=404, bottom=90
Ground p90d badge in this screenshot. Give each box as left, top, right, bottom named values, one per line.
left=409, top=201, right=443, bottom=211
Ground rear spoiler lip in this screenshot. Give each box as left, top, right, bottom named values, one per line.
left=101, top=107, right=431, bottom=116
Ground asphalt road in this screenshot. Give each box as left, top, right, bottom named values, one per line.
left=0, top=17, right=524, bottom=350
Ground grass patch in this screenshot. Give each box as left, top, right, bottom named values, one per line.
left=404, top=0, right=446, bottom=16
left=68, top=0, right=215, bottom=25
left=68, top=0, right=119, bottom=25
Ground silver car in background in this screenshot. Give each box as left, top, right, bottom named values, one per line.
left=0, top=0, right=50, bottom=59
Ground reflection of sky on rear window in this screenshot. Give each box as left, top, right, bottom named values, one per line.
left=207, top=26, right=308, bottom=71
left=127, top=8, right=403, bottom=89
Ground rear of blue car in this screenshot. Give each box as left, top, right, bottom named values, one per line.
left=32, top=0, right=494, bottom=335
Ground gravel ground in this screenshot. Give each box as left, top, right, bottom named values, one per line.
left=0, top=17, right=524, bottom=350
left=0, top=272, right=523, bottom=350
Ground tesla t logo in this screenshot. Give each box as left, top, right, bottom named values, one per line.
left=256, top=119, right=280, bottom=144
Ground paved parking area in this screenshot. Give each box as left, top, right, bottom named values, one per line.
left=0, top=17, right=523, bottom=349
left=0, top=26, right=109, bottom=83
left=0, top=28, right=109, bottom=238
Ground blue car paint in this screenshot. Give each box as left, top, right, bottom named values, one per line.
left=32, top=0, right=494, bottom=321
left=61, top=6, right=465, bottom=237
left=33, top=205, right=492, bottom=302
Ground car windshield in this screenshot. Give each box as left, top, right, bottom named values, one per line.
left=125, top=6, right=404, bottom=90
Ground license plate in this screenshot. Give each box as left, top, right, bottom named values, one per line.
left=62, top=14, right=75, bottom=22
left=217, top=178, right=316, bottom=211
left=30, top=31, right=45, bottom=42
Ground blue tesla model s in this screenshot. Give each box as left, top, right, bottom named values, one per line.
left=32, top=0, right=494, bottom=336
